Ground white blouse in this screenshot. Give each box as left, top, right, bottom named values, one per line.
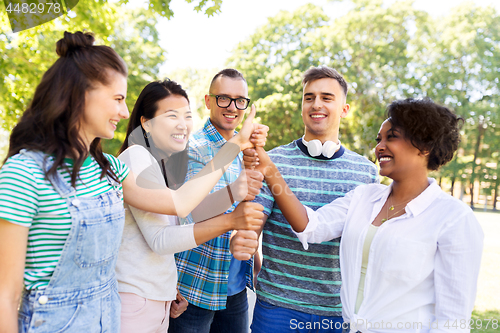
left=295, top=179, right=483, bottom=333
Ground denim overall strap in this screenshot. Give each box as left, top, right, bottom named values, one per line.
left=18, top=150, right=125, bottom=333
left=19, top=149, right=77, bottom=199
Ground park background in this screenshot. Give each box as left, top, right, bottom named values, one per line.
left=1, top=0, right=499, bottom=328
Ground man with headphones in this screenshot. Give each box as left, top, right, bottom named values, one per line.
left=233, top=66, right=379, bottom=332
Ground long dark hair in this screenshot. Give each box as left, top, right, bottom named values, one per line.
left=119, top=79, right=190, bottom=189
left=5, top=31, right=128, bottom=186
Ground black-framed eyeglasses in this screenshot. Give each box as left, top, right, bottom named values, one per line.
left=209, top=94, right=251, bottom=110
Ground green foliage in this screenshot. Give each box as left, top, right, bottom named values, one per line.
left=0, top=0, right=223, bottom=156
left=227, top=1, right=499, bottom=207
left=417, top=3, right=500, bottom=207
left=0, top=0, right=166, bottom=156
left=471, top=310, right=500, bottom=333
left=166, top=67, right=217, bottom=119
left=227, top=3, right=329, bottom=149
left=118, top=0, right=222, bottom=19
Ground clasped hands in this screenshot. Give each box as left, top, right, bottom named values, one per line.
left=230, top=146, right=274, bottom=260
left=224, top=121, right=270, bottom=250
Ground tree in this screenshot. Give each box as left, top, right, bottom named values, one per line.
left=1, top=0, right=224, bottom=157
left=0, top=0, right=165, bottom=157
left=227, top=3, right=329, bottom=149
left=228, top=0, right=426, bottom=158
left=417, top=3, right=500, bottom=207
left=310, top=0, right=428, bottom=159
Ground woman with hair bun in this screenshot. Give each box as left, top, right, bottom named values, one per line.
left=0, top=31, right=266, bottom=332
left=239, top=98, right=484, bottom=333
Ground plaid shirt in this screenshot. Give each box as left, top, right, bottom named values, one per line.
left=175, top=118, right=254, bottom=310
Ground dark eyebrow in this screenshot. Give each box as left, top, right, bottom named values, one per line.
left=389, top=127, right=402, bottom=135
left=304, top=92, right=336, bottom=97
left=165, top=109, right=192, bottom=114
left=219, top=94, right=247, bottom=99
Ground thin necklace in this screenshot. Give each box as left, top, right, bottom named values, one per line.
left=381, top=194, right=412, bottom=223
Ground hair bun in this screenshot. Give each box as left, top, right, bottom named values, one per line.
left=56, top=31, right=95, bottom=57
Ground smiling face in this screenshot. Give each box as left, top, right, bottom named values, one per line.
left=302, top=78, right=350, bottom=143
left=375, top=119, right=428, bottom=180
left=205, top=76, right=248, bottom=140
left=141, top=95, right=193, bottom=158
left=80, top=70, right=129, bottom=149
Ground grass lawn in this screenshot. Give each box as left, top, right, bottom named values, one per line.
left=471, top=211, right=500, bottom=332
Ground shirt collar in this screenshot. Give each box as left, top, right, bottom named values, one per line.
left=370, top=178, right=441, bottom=218
left=202, top=118, right=234, bottom=148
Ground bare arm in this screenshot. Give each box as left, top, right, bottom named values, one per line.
left=0, top=219, right=29, bottom=333
left=249, top=147, right=309, bottom=232
left=123, top=106, right=263, bottom=218
left=123, top=140, right=239, bottom=218
left=192, top=202, right=265, bottom=245
left=133, top=201, right=265, bottom=255
left=191, top=169, right=264, bottom=223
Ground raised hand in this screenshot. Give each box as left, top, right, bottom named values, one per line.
left=243, top=146, right=274, bottom=177
left=250, top=123, right=269, bottom=148
left=230, top=230, right=259, bottom=261
left=243, top=148, right=259, bottom=170
left=229, top=202, right=265, bottom=231
left=231, top=169, right=264, bottom=202
left=232, top=105, right=268, bottom=151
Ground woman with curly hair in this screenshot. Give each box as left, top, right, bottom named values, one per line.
left=237, top=98, right=483, bottom=333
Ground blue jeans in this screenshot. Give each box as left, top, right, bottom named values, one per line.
left=251, top=298, right=344, bottom=333
left=168, top=289, right=249, bottom=333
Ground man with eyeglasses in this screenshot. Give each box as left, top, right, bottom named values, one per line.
left=169, top=68, right=258, bottom=333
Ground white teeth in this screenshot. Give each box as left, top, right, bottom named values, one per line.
left=379, top=157, right=392, bottom=162
left=110, top=120, right=118, bottom=126
left=311, top=115, right=326, bottom=118
left=225, top=115, right=236, bottom=119
left=172, top=134, right=185, bottom=139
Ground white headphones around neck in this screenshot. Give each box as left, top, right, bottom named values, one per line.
left=302, top=136, right=341, bottom=158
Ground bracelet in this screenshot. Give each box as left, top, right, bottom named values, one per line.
left=227, top=185, right=234, bottom=204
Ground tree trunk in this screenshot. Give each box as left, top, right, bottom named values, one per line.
left=469, top=121, right=485, bottom=209
left=494, top=173, right=499, bottom=211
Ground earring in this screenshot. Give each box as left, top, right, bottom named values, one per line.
left=144, top=131, right=151, bottom=139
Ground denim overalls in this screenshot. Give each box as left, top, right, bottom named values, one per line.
left=18, top=150, right=125, bottom=332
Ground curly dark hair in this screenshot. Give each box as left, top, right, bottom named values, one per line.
left=387, top=98, right=463, bottom=171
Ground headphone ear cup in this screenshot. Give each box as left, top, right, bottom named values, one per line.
left=322, top=141, right=337, bottom=158
left=307, top=140, right=323, bottom=157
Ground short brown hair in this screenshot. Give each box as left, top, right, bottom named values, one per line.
left=302, top=66, right=348, bottom=98
left=209, top=68, right=246, bottom=92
